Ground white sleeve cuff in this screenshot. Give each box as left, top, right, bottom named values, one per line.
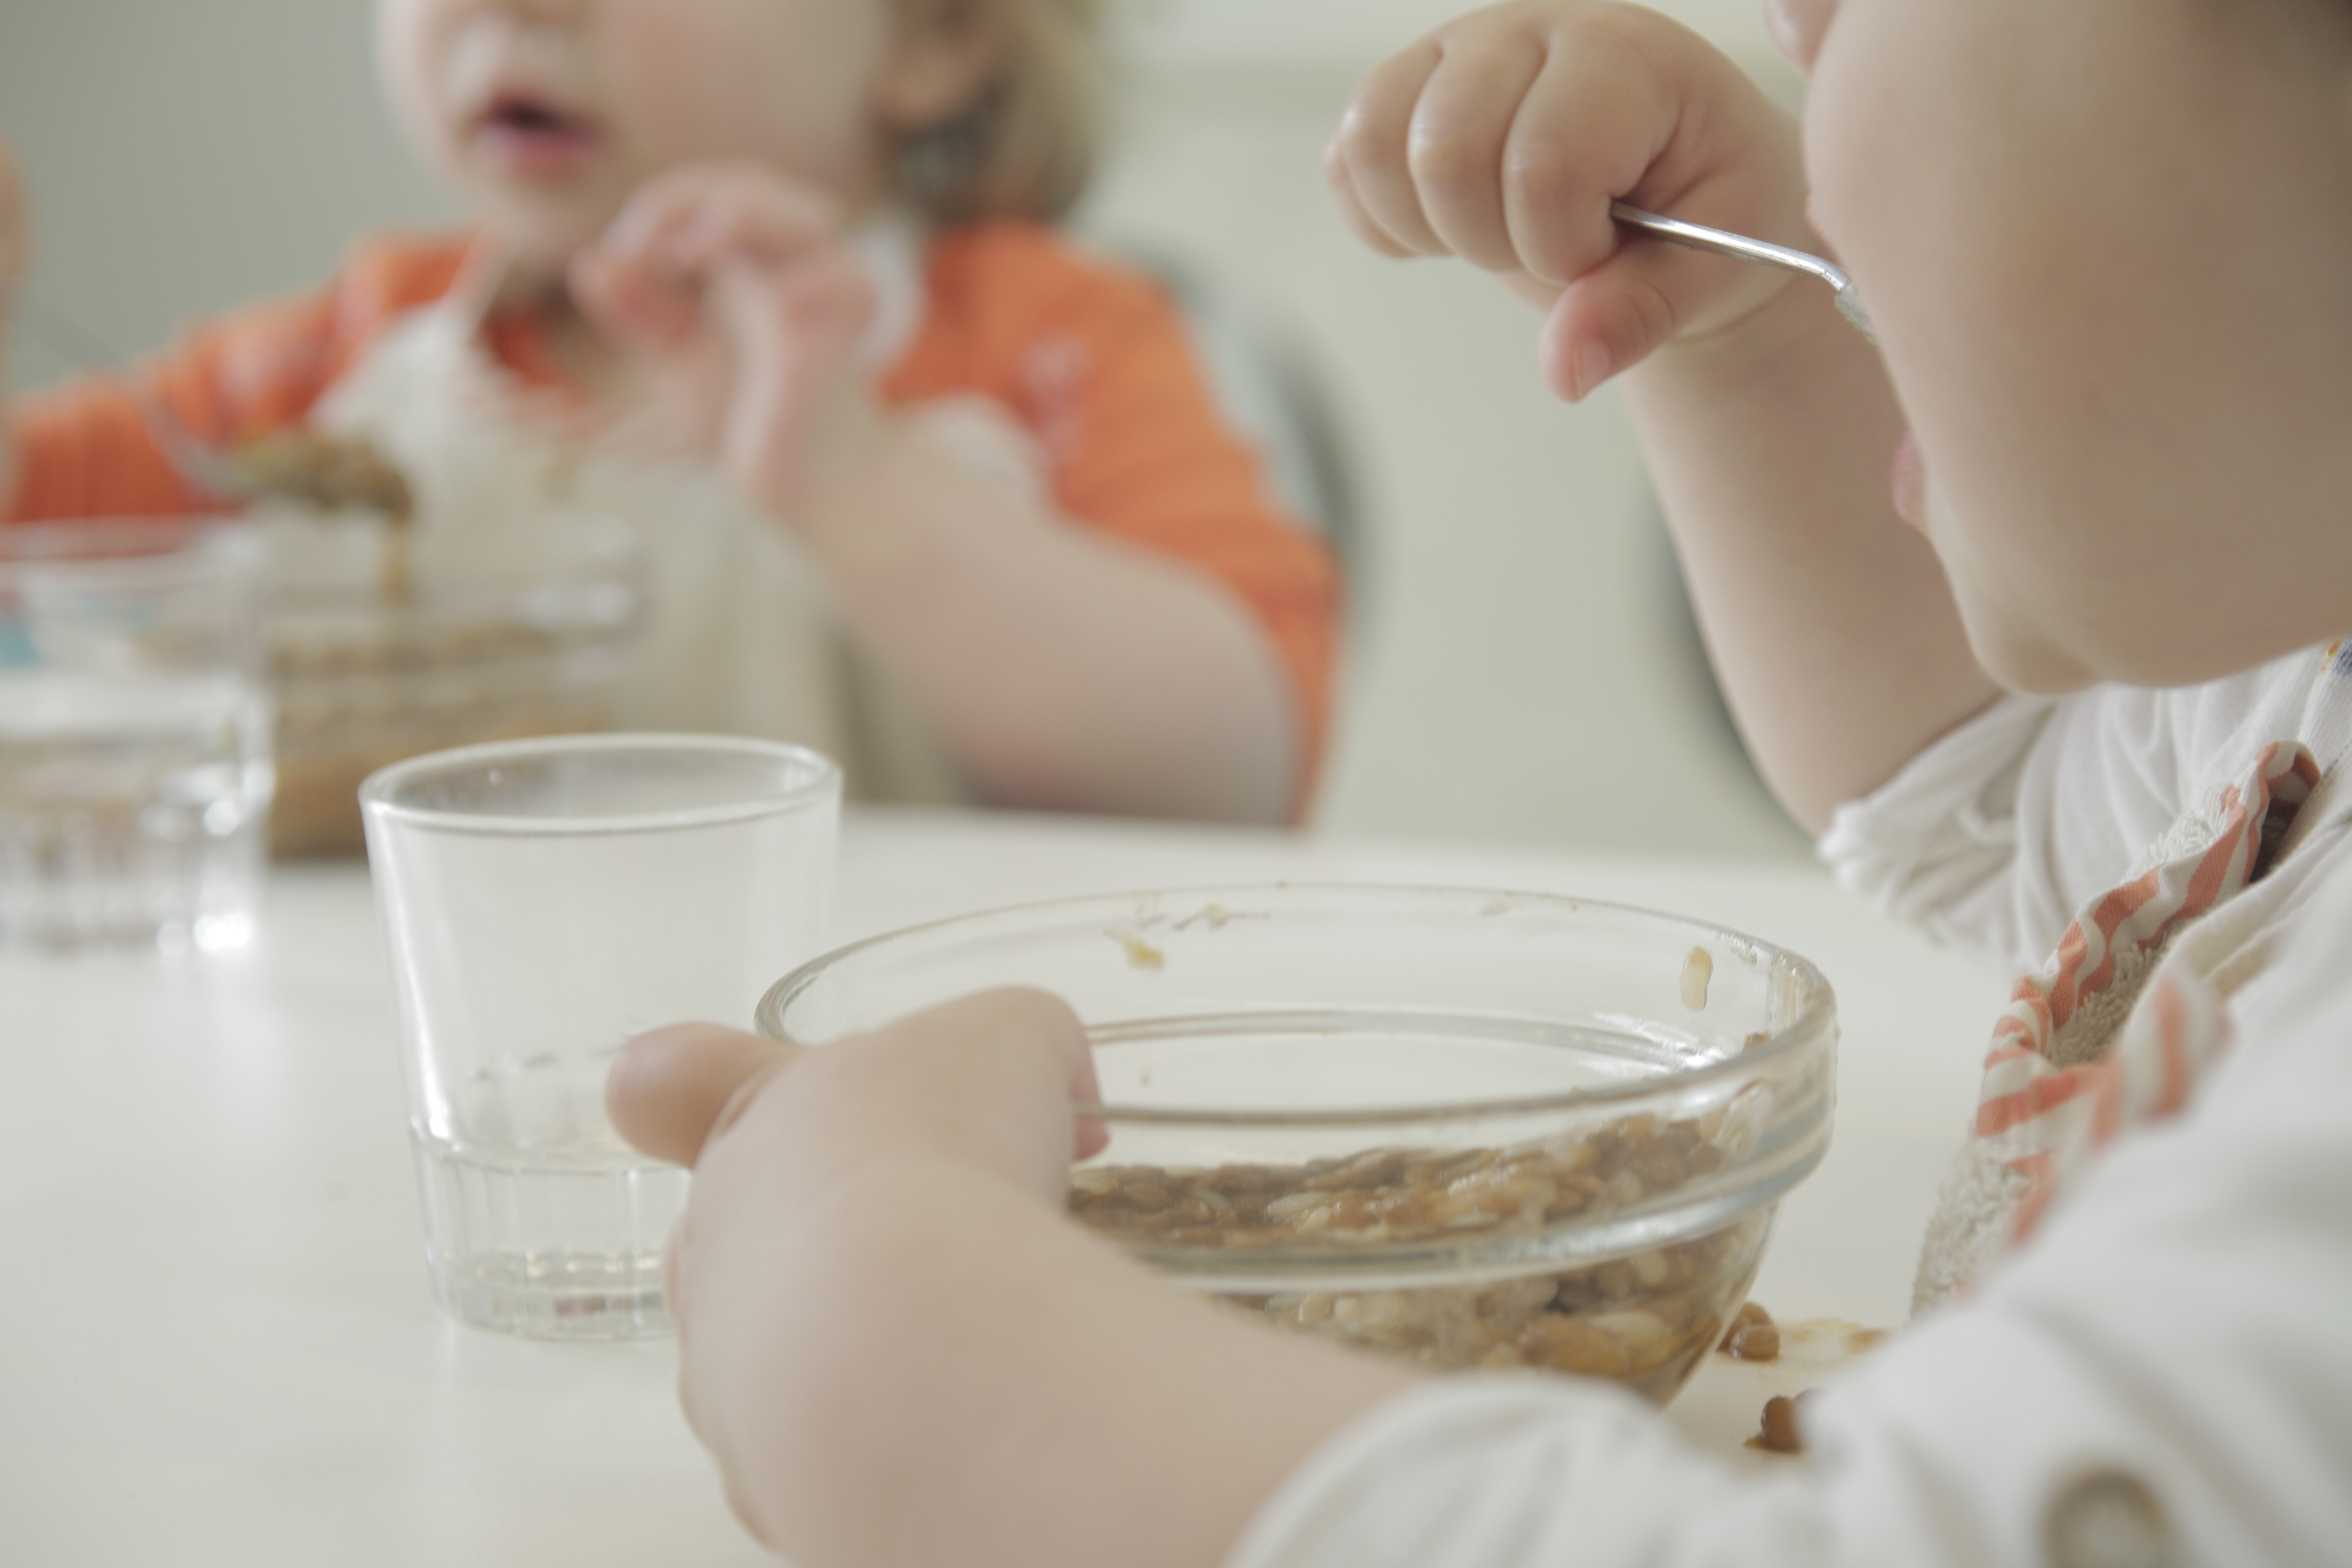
left=1817, top=692, right=2056, bottom=965
left=1222, top=1374, right=1810, bottom=1568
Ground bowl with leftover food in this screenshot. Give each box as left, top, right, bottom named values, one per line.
left=756, top=884, right=1837, bottom=1403
left=261, top=496, right=643, bottom=856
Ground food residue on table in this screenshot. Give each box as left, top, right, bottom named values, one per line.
left=1751, top=1390, right=1820, bottom=1454
left=1723, top=1318, right=1887, bottom=1455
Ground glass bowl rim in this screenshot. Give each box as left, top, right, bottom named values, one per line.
left=756, top=881, right=1837, bottom=1126
left=264, top=508, right=642, bottom=604
left=0, top=516, right=263, bottom=581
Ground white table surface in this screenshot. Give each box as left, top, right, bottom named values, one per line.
left=0, top=806, right=2005, bottom=1566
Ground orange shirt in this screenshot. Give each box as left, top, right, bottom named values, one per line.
left=6, top=222, right=1341, bottom=805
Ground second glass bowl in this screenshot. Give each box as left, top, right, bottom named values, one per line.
left=265, top=510, right=642, bottom=856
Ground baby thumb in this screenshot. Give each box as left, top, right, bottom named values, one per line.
left=607, top=1023, right=799, bottom=1168
left=1535, top=237, right=1757, bottom=403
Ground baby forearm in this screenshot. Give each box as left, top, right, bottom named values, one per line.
left=802, top=417, right=1299, bottom=823
left=712, top=1161, right=1418, bottom=1568
left=1625, top=286, right=1999, bottom=831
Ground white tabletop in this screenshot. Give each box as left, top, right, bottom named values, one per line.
left=0, top=807, right=2004, bottom=1566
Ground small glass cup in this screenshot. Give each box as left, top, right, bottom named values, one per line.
left=361, top=733, right=841, bottom=1340
left=0, top=520, right=275, bottom=955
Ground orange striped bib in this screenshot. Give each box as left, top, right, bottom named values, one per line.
left=1914, top=646, right=2352, bottom=1310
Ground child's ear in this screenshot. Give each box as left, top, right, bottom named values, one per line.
left=874, top=0, right=1010, bottom=133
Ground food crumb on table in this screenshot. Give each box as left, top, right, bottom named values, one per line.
left=1718, top=1300, right=1782, bottom=1361
left=1664, top=1316, right=1892, bottom=1460
left=1751, top=1390, right=1820, bottom=1454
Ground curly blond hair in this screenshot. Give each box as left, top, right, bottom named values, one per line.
left=893, top=0, right=1108, bottom=224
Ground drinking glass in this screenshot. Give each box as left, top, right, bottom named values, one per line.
left=0, top=520, right=273, bottom=955
left=361, top=733, right=840, bottom=1339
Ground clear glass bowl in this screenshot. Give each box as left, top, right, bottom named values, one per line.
left=756, top=884, right=1837, bottom=1403
left=263, top=512, right=642, bottom=856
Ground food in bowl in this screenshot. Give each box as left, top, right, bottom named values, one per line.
left=261, top=505, right=642, bottom=856
left=1071, top=1121, right=1769, bottom=1397
left=230, top=430, right=417, bottom=526
left=758, top=885, right=1838, bottom=1405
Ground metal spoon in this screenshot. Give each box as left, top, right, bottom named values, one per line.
left=1609, top=201, right=1875, bottom=342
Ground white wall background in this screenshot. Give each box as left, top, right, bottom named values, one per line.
left=0, top=0, right=1810, bottom=858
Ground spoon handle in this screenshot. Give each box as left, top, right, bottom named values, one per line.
left=1608, top=201, right=1875, bottom=341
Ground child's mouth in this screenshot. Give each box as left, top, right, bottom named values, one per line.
left=473, top=94, right=604, bottom=175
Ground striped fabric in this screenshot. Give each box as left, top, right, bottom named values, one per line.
left=1973, top=740, right=2321, bottom=1251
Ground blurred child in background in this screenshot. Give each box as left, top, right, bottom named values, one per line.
left=0, top=0, right=1337, bottom=824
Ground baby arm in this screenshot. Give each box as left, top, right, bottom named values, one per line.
left=606, top=992, right=1419, bottom=1568
left=572, top=169, right=1301, bottom=824
left=1328, top=1, right=1999, bottom=831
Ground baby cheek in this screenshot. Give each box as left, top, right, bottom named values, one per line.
left=1922, top=475, right=2109, bottom=696
left=373, top=5, right=443, bottom=151
left=1790, top=0, right=1960, bottom=288
left=1889, top=430, right=1929, bottom=534
left=1793, top=60, right=1891, bottom=255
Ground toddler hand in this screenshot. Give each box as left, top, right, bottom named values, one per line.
left=606, top=987, right=1105, bottom=1196
left=569, top=162, right=882, bottom=521
left=1325, top=0, right=1810, bottom=400
left=605, top=990, right=1107, bottom=1547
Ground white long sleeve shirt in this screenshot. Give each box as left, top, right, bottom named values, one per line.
left=1225, top=646, right=2352, bottom=1568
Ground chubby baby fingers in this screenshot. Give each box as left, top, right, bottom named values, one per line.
left=1329, top=5, right=1700, bottom=286
left=567, top=243, right=703, bottom=354
left=600, top=160, right=846, bottom=278
left=1331, top=8, right=1624, bottom=278
left=1326, top=35, right=1454, bottom=260
left=1392, top=37, right=1559, bottom=273
left=1534, top=234, right=1768, bottom=400
left=838, top=987, right=1107, bottom=1177
left=662, top=989, right=1104, bottom=1203
left=607, top=1022, right=800, bottom=1168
